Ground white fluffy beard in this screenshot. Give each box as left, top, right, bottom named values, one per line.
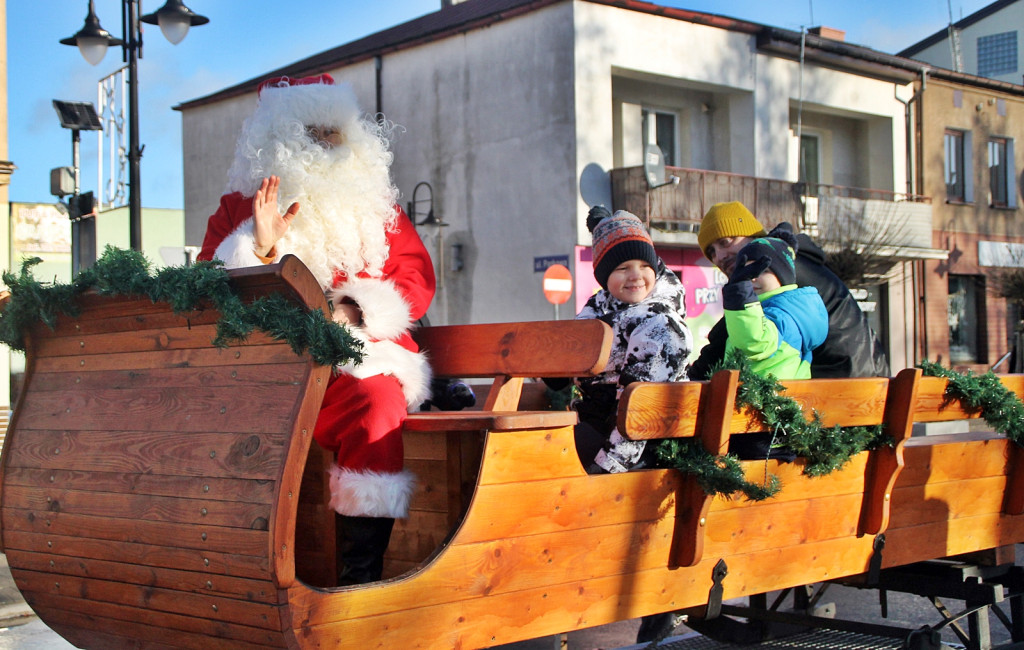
left=227, top=118, right=399, bottom=289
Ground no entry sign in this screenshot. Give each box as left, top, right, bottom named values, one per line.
left=542, top=264, right=573, bottom=305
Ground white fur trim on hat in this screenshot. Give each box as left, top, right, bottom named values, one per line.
left=328, top=466, right=416, bottom=518
left=336, top=337, right=431, bottom=408
left=213, top=218, right=271, bottom=268
left=256, top=81, right=360, bottom=136
left=329, top=277, right=411, bottom=342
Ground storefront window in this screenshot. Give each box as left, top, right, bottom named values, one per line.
left=948, top=274, right=986, bottom=363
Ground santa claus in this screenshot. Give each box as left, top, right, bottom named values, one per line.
left=199, top=74, right=435, bottom=585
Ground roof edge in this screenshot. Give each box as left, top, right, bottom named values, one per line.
left=176, top=0, right=1024, bottom=112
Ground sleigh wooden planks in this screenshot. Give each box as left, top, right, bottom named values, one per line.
left=0, top=255, right=331, bottom=648
left=4, top=253, right=1024, bottom=649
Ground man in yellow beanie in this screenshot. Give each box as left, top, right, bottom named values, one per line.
left=688, top=201, right=888, bottom=380
left=697, top=201, right=767, bottom=275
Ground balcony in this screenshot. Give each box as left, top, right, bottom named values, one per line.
left=610, top=166, right=938, bottom=259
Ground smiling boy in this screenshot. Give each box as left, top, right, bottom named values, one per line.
left=567, top=207, right=692, bottom=473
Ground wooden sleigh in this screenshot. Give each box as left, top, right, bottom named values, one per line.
left=1, top=255, right=1024, bottom=649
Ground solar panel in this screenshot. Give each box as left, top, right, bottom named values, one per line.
left=52, top=100, right=102, bottom=131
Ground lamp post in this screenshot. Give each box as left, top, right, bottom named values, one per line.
left=60, top=0, right=209, bottom=252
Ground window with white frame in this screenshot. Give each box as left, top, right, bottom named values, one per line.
left=944, top=129, right=974, bottom=203
left=988, top=136, right=1017, bottom=208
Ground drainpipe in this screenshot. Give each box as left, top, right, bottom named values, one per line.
left=893, top=69, right=928, bottom=366
left=893, top=68, right=928, bottom=197
left=796, top=27, right=805, bottom=186
left=375, top=55, right=383, bottom=120
left=918, top=258, right=929, bottom=363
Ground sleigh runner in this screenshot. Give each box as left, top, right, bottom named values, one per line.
left=0, top=256, right=1023, bottom=648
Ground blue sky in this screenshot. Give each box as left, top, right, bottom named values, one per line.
left=8, top=0, right=993, bottom=210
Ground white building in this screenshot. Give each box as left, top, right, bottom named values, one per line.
left=899, top=0, right=1023, bottom=83
left=179, top=0, right=940, bottom=369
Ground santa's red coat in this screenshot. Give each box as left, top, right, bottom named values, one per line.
left=199, top=192, right=436, bottom=518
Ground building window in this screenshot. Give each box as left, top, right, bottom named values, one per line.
left=642, top=109, right=678, bottom=167
left=945, top=129, right=973, bottom=203
left=990, top=138, right=1009, bottom=206
left=799, top=134, right=821, bottom=196
left=948, top=274, right=986, bottom=364
left=978, top=31, right=1018, bottom=77
left=988, top=137, right=1018, bottom=208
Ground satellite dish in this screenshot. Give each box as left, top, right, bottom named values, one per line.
left=643, top=143, right=680, bottom=190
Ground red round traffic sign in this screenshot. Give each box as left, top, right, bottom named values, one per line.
left=542, top=264, right=573, bottom=305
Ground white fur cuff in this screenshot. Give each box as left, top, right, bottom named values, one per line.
left=329, top=277, right=411, bottom=341
left=336, top=339, right=432, bottom=408
left=214, top=218, right=271, bottom=268
left=328, top=466, right=416, bottom=518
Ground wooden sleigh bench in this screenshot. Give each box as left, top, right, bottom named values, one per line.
left=620, top=369, right=1024, bottom=645
left=2, top=255, right=1024, bottom=649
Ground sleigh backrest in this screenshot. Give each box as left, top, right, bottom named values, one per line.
left=616, top=368, right=918, bottom=567
left=413, top=319, right=612, bottom=411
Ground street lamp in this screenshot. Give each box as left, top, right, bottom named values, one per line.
left=60, top=0, right=209, bottom=252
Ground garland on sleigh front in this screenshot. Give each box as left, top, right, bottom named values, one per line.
left=918, top=360, right=1024, bottom=446
left=652, top=351, right=891, bottom=501
left=0, top=247, right=363, bottom=367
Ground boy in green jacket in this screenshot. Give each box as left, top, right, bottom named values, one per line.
left=723, top=225, right=828, bottom=380
left=722, top=226, right=828, bottom=464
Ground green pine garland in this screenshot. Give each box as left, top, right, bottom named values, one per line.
left=653, top=350, right=891, bottom=501
left=0, top=247, right=363, bottom=367
left=918, top=360, right=1024, bottom=446
left=654, top=437, right=781, bottom=501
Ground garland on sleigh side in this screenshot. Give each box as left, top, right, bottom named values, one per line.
left=918, top=360, right=1024, bottom=446
left=0, top=247, right=363, bottom=367
left=652, top=351, right=891, bottom=501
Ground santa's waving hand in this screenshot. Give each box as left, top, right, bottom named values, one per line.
left=251, top=176, right=299, bottom=259
left=198, top=74, right=436, bottom=586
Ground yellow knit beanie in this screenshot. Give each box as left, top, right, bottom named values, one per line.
left=697, top=201, right=767, bottom=260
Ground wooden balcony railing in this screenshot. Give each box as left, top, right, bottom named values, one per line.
left=610, top=166, right=930, bottom=235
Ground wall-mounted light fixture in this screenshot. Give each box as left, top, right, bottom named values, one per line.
left=407, top=181, right=456, bottom=293
left=407, top=181, right=447, bottom=229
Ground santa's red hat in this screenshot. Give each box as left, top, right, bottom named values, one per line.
left=257, top=73, right=334, bottom=96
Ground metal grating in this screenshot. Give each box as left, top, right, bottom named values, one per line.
left=638, top=629, right=965, bottom=649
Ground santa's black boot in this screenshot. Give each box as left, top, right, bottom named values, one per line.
left=336, top=515, right=395, bottom=586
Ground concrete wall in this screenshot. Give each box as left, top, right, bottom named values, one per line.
left=181, top=94, right=259, bottom=247
left=383, top=4, right=577, bottom=325
left=920, top=79, right=1024, bottom=237
left=182, top=5, right=577, bottom=326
